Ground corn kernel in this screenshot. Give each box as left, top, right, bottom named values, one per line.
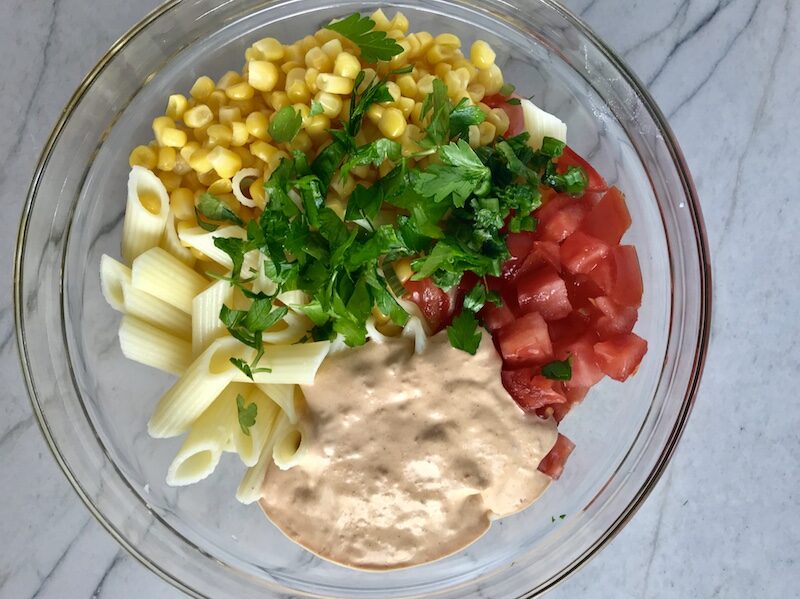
left=410, top=101, right=424, bottom=126
left=453, top=58, right=479, bottom=81
left=269, top=91, right=290, bottom=112
left=395, top=75, right=416, bottom=99
left=371, top=8, right=391, bottom=30
left=206, top=123, right=232, bottom=147
left=166, top=94, right=188, bottom=121
left=129, top=145, right=158, bottom=169
left=287, top=79, right=311, bottom=104
left=326, top=195, right=346, bottom=219
left=208, top=178, right=233, bottom=195
left=252, top=37, right=284, bottom=61
left=290, top=130, right=312, bottom=153
left=157, top=146, right=177, bottom=171
left=435, top=33, right=461, bottom=49
left=305, top=113, right=330, bottom=137
left=388, top=40, right=411, bottom=68
left=247, top=60, right=279, bottom=92
left=340, top=97, right=352, bottom=118
left=170, top=188, right=195, bottom=220
left=378, top=107, right=406, bottom=139
left=304, top=68, right=320, bottom=93
left=246, top=111, right=270, bottom=140
left=470, top=40, right=496, bottom=69
left=467, top=83, right=486, bottom=104
left=249, top=177, right=266, bottom=208
left=397, top=96, right=415, bottom=118
left=316, top=73, right=354, bottom=95
left=390, top=11, right=409, bottom=33
left=385, top=81, right=401, bottom=103
left=152, top=116, right=175, bottom=140
left=331, top=173, right=356, bottom=197
left=244, top=47, right=260, bottom=62
left=367, top=104, right=385, bottom=124
left=157, top=169, right=181, bottom=192
left=217, top=70, right=242, bottom=90
left=188, top=148, right=213, bottom=173
left=315, top=91, right=342, bottom=118
left=417, top=74, right=435, bottom=95
left=321, top=38, right=343, bottom=58
left=183, top=105, right=213, bottom=128
left=299, top=34, right=318, bottom=53
left=280, top=60, right=302, bottom=75
left=231, top=145, right=256, bottom=168
left=192, top=124, right=209, bottom=143
left=207, top=146, right=242, bottom=179
left=225, top=81, right=255, bottom=101
left=305, top=47, right=332, bottom=71
left=487, top=107, right=510, bottom=136
left=478, top=64, right=504, bottom=95
left=378, top=160, right=394, bottom=178
left=283, top=44, right=304, bottom=64
left=190, top=76, right=215, bottom=100
left=161, top=127, right=187, bottom=148
left=334, top=52, right=361, bottom=79
left=250, top=140, right=279, bottom=164
left=349, top=165, right=371, bottom=179
left=181, top=170, right=202, bottom=191
left=315, top=28, right=339, bottom=44
left=478, top=121, right=497, bottom=145
left=405, top=33, right=422, bottom=59
left=415, top=32, right=435, bottom=54
left=180, top=141, right=200, bottom=162
left=427, top=44, right=455, bottom=64
left=434, top=62, right=453, bottom=81
left=206, top=90, right=227, bottom=112
left=215, top=106, right=239, bottom=125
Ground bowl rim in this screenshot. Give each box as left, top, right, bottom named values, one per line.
left=14, top=0, right=712, bottom=596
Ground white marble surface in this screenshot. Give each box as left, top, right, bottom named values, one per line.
left=1, top=0, right=798, bottom=597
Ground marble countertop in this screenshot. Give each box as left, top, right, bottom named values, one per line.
left=1, top=0, right=797, bottom=597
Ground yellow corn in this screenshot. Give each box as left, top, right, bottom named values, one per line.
left=390, top=11, right=409, bottom=33
left=249, top=140, right=279, bottom=164
left=280, top=60, right=302, bottom=75
left=248, top=60, right=279, bottom=91
left=331, top=173, right=356, bottom=197
left=415, top=32, right=435, bottom=54
left=217, top=105, right=242, bottom=124
left=231, top=145, right=256, bottom=168
left=405, top=33, right=422, bottom=59
left=206, top=123, right=232, bottom=147
left=370, top=9, right=391, bottom=31
left=169, top=188, right=195, bottom=221
left=269, top=91, right=290, bottom=112
left=166, top=94, right=188, bottom=121
left=314, top=91, right=342, bottom=118
left=207, top=146, right=242, bottom=179
left=304, top=68, right=320, bottom=93
left=298, top=34, right=318, bottom=53
left=188, top=148, right=213, bottom=173
left=305, top=114, right=330, bottom=136
left=228, top=122, right=248, bottom=146
left=283, top=44, right=304, bottom=64
left=334, top=52, right=361, bottom=79
left=385, top=81, right=401, bottom=103
left=487, top=107, right=510, bottom=136
left=417, top=74, right=435, bottom=95
left=314, top=28, right=339, bottom=45
left=478, top=121, right=497, bottom=145
left=190, top=76, right=215, bottom=100
left=207, top=178, right=233, bottom=195
left=290, top=130, right=313, bottom=153
left=180, top=141, right=200, bottom=163
left=249, top=177, right=266, bottom=208
left=435, top=33, right=461, bottom=49
left=206, top=90, right=227, bottom=112
left=320, top=38, right=343, bottom=58
left=152, top=116, right=175, bottom=141
left=396, top=96, right=415, bottom=118
left=286, top=79, right=311, bottom=103
left=316, top=73, right=354, bottom=95
left=245, top=111, right=270, bottom=139
left=157, top=146, right=177, bottom=171
left=470, top=40, right=496, bottom=69
left=467, top=83, right=486, bottom=104
left=129, top=145, right=158, bottom=169
left=478, top=63, right=504, bottom=95
left=161, top=127, right=187, bottom=148
left=157, top=169, right=181, bottom=192
left=378, top=107, right=406, bottom=139
left=217, top=70, right=242, bottom=90
left=225, top=81, right=255, bottom=101
left=183, top=105, right=213, bottom=128
left=367, top=104, right=385, bottom=124
left=252, top=37, right=284, bottom=61
left=181, top=170, right=202, bottom=191
left=305, top=47, right=332, bottom=71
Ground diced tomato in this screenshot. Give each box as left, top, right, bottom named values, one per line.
left=506, top=231, right=536, bottom=258
left=560, top=231, right=610, bottom=275
left=538, top=433, right=576, bottom=479
left=501, top=369, right=567, bottom=412
left=537, top=200, right=589, bottom=243
left=547, top=310, right=592, bottom=346
left=591, top=296, right=638, bottom=339
left=557, top=147, right=607, bottom=193
left=580, top=187, right=632, bottom=245
left=497, top=312, right=554, bottom=365
left=486, top=275, right=520, bottom=315
left=593, top=333, right=648, bottom=381
left=563, top=272, right=604, bottom=311
left=519, top=241, right=561, bottom=275
left=585, top=254, right=615, bottom=294
left=608, top=246, right=643, bottom=308
left=537, top=385, right=589, bottom=422
left=483, top=94, right=525, bottom=136
left=403, top=278, right=451, bottom=332
left=517, top=267, right=573, bottom=321
left=480, top=301, right=515, bottom=332
left=554, top=335, right=604, bottom=389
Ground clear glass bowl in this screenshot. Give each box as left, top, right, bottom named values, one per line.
left=14, top=0, right=711, bottom=596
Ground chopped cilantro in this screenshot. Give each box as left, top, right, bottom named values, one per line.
left=324, top=13, right=403, bottom=63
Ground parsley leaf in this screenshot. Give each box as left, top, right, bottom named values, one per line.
left=236, top=393, right=258, bottom=435
left=414, top=140, right=490, bottom=206
left=463, top=282, right=489, bottom=312
left=541, top=356, right=572, bottom=380
left=197, top=193, right=243, bottom=226
left=344, top=184, right=383, bottom=223
left=340, top=138, right=402, bottom=180
left=449, top=97, right=486, bottom=139
left=447, top=310, right=482, bottom=354
left=309, top=99, right=324, bottom=117
left=419, top=78, right=451, bottom=147
left=325, top=13, right=404, bottom=63
left=268, top=106, right=303, bottom=143
left=348, top=72, right=394, bottom=137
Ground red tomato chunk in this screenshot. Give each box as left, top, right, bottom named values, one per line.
left=557, top=147, right=607, bottom=193
left=593, top=333, right=648, bottom=381
left=501, top=369, right=567, bottom=412
left=538, top=433, right=576, bottom=480
left=608, top=246, right=643, bottom=308
left=497, top=312, right=553, bottom=365
left=517, top=267, right=573, bottom=321
left=481, top=301, right=515, bottom=332
left=580, top=187, right=632, bottom=245
left=403, top=278, right=451, bottom=333
left=560, top=231, right=610, bottom=275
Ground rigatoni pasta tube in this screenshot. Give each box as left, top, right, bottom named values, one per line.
left=192, top=279, right=233, bottom=357
left=121, top=281, right=192, bottom=340
left=148, top=336, right=250, bottom=438
left=100, top=254, right=131, bottom=312
left=122, top=166, right=170, bottom=263
left=131, top=246, right=208, bottom=313
left=118, top=315, right=193, bottom=375
left=165, top=388, right=234, bottom=486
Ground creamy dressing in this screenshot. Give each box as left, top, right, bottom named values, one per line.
left=259, top=330, right=558, bottom=570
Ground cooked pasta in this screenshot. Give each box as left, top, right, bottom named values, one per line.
left=235, top=415, right=286, bottom=505
left=177, top=224, right=246, bottom=268
left=271, top=414, right=309, bottom=470
left=121, top=166, right=170, bottom=263
left=121, top=280, right=192, bottom=340
left=161, top=210, right=196, bottom=266
left=191, top=279, right=233, bottom=357
left=229, top=341, right=330, bottom=385
left=232, top=168, right=261, bottom=208
left=118, top=314, right=193, bottom=375
left=100, top=254, right=131, bottom=312
left=131, top=246, right=208, bottom=313
left=256, top=384, right=301, bottom=424
left=230, top=386, right=281, bottom=467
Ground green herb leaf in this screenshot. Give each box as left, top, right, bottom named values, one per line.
left=447, top=310, right=482, bottom=354
left=309, top=99, right=325, bottom=117
left=268, top=106, right=303, bottom=143
left=344, top=183, right=384, bottom=223
left=414, top=140, right=490, bottom=206
left=499, top=82, right=516, bottom=96
left=194, top=207, right=220, bottom=231
left=311, top=137, right=350, bottom=188
left=505, top=98, right=521, bottom=105
left=236, top=393, right=258, bottom=435
left=419, top=78, right=451, bottom=147
left=449, top=97, right=486, bottom=139
left=244, top=302, right=288, bottom=333
left=213, top=236, right=247, bottom=279
left=197, top=193, right=243, bottom=226
left=541, top=356, right=572, bottom=381
left=463, top=282, right=488, bottom=312
left=539, top=136, right=566, bottom=158
left=348, top=73, right=394, bottom=137
left=340, top=138, right=402, bottom=180
left=325, top=13, right=404, bottom=62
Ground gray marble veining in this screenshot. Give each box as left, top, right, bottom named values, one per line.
left=1, top=0, right=798, bottom=597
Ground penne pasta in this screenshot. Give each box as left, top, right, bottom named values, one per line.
left=118, top=314, right=193, bottom=375
left=121, top=280, right=192, bottom=340
left=121, top=166, right=170, bottom=264
left=272, top=415, right=309, bottom=471
left=192, top=279, right=233, bottom=357
left=230, top=386, right=281, bottom=467
left=177, top=224, right=246, bottom=268
left=100, top=254, right=131, bottom=312
left=230, top=341, right=330, bottom=385
left=131, top=246, right=209, bottom=313
left=256, top=384, right=300, bottom=424
left=165, top=387, right=235, bottom=486
left=160, top=210, right=196, bottom=267
left=261, top=310, right=311, bottom=345
left=235, top=413, right=288, bottom=505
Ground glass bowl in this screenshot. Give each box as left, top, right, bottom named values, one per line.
left=14, top=0, right=711, bottom=596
